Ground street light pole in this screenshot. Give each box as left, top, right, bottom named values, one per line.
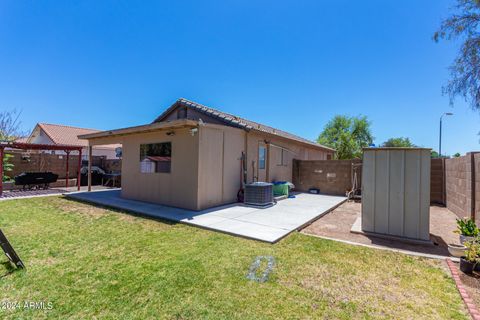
left=439, top=112, right=453, bottom=157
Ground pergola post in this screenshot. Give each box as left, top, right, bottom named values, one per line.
left=0, top=146, right=4, bottom=196
left=65, top=150, right=70, bottom=190
left=0, top=142, right=84, bottom=196
left=88, top=145, right=93, bottom=192
left=77, top=148, right=82, bottom=191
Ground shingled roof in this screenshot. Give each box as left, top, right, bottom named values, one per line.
left=153, top=98, right=334, bottom=151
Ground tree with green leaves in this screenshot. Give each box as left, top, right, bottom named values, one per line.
left=453, top=152, right=462, bottom=157
left=434, top=0, right=480, bottom=110
left=317, top=115, right=373, bottom=159
left=381, top=137, right=415, bottom=148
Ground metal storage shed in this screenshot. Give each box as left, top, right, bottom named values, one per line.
left=361, top=148, right=431, bottom=241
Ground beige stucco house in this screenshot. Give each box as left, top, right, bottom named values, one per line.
left=79, top=99, right=334, bottom=210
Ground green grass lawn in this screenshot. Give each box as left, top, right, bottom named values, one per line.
left=0, top=196, right=468, bottom=319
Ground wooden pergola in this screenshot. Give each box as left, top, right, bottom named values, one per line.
left=0, top=142, right=83, bottom=196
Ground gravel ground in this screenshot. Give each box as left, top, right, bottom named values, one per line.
left=301, top=200, right=460, bottom=257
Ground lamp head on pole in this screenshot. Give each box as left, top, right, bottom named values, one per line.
left=440, top=112, right=454, bottom=120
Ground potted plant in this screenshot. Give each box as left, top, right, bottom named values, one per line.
left=456, top=218, right=479, bottom=244
left=448, top=243, right=467, bottom=257
left=460, top=239, right=480, bottom=274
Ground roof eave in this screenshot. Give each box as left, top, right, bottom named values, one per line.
left=78, top=119, right=199, bottom=140
left=251, top=128, right=335, bottom=152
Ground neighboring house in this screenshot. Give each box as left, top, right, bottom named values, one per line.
left=79, top=98, right=335, bottom=210
left=26, top=123, right=120, bottom=160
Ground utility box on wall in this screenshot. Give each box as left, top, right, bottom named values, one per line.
left=361, top=148, right=431, bottom=241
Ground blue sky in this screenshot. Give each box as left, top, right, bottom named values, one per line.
left=0, top=0, right=478, bottom=155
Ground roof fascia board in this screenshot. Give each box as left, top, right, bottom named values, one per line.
left=79, top=119, right=198, bottom=140
left=251, top=128, right=335, bottom=152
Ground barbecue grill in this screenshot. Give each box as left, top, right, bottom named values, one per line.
left=14, top=172, right=59, bottom=190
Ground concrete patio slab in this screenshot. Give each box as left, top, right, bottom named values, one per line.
left=65, top=190, right=346, bottom=243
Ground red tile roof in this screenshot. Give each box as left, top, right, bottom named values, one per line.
left=36, top=123, right=119, bottom=149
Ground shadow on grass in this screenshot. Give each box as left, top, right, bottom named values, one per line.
left=0, top=260, right=20, bottom=279
left=61, top=197, right=178, bottom=226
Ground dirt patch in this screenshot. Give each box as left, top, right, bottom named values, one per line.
left=459, top=269, right=480, bottom=307
left=59, top=199, right=113, bottom=218
left=301, top=201, right=459, bottom=257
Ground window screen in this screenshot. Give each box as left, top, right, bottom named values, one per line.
left=259, top=146, right=266, bottom=169
left=139, top=142, right=172, bottom=173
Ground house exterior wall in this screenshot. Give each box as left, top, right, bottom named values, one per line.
left=163, top=107, right=333, bottom=184
left=85, top=120, right=333, bottom=210
left=119, top=128, right=200, bottom=210
left=245, top=132, right=331, bottom=183
left=196, top=124, right=332, bottom=210
left=197, top=125, right=246, bottom=209
left=29, top=126, right=53, bottom=145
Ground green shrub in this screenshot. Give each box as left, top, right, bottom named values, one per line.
left=456, top=218, right=479, bottom=237
left=2, top=153, right=14, bottom=182
left=464, top=239, right=480, bottom=263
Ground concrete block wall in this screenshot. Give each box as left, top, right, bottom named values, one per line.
left=292, top=159, right=361, bottom=196
left=445, top=155, right=469, bottom=218
left=430, top=158, right=445, bottom=204
left=474, top=154, right=480, bottom=222
left=5, top=151, right=122, bottom=180
left=444, top=153, right=477, bottom=220
left=6, top=151, right=81, bottom=179
left=294, top=158, right=443, bottom=202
